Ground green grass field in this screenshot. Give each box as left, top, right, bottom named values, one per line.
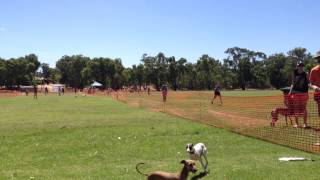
left=1, top=94, right=320, bottom=179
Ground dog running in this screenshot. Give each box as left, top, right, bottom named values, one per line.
left=186, top=143, right=208, bottom=172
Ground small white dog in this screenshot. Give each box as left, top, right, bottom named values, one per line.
left=186, top=143, right=208, bottom=171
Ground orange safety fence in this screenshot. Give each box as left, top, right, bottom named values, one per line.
left=112, top=90, right=320, bottom=154
left=0, top=90, right=21, bottom=97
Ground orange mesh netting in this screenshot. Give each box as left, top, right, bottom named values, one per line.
left=113, top=90, right=320, bottom=154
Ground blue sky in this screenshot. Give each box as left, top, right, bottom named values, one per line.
left=0, top=0, right=319, bottom=67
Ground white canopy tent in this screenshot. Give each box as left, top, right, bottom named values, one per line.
left=91, top=81, right=102, bottom=87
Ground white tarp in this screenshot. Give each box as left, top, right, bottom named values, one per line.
left=278, top=157, right=313, bottom=161
left=51, top=84, right=64, bottom=93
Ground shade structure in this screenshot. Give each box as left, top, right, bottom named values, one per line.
left=91, top=81, right=102, bottom=87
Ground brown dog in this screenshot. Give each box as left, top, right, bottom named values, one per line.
left=136, top=160, right=198, bottom=180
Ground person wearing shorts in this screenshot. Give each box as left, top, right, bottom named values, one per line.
left=310, top=50, right=320, bottom=116
left=161, top=83, right=168, bottom=102
left=211, top=83, right=222, bottom=105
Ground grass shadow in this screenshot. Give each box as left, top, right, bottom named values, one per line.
left=191, top=171, right=208, bottom=180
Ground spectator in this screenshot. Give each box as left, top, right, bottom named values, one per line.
left=33, top=85, right=38, bottom=99
left=74, top=87, right=77, bottom=97
left=147, top=87, right=151, bottom=95
left=289, top=62, right=309, bottom=128
left=161, top=83, right=168, bottom=102
left=44, top=86, right=48, bottom=95
left=310, top=50, right=320, bottom=116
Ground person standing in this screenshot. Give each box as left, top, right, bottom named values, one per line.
left=44, top=86, right=49, bottom=95
left=289, top=62, right=309, bottom=128
left=74, top=87, right=77, bottom=97
left=161, top=83, right=168, bottom=102
left=147, top=87, right=151, bottom=95
left=58, top=86, right=61, bottom=96
left=309, top=50, right=320, bottom=116
left=211, top=83, right=222, bottom=105
left=33, top=85, right=38, bottom=99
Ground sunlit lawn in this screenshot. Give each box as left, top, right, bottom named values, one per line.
left=0, top=94, right=320, bottom=179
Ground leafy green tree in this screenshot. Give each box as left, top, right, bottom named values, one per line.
left=41, top=63, right=50, bottom=79
left=0, top=58, right=6, bottom=86
left=130, top=64, right=145, bottom=90
left=176, top=58, right=187, bottom=90
left=168, top=56, right=179, bottom=90
left=287, top=47, right=315, bottom=73
left=56, top=55, right=89, bottom=88
left=221, top=59, right=237, bottom=89
left=184, top=63, right=198, bottom=90
left=196, top=55, right=212, bottom=89
left=225, top=47, right=266, bottom=90
left=84, top=57, right=114, bottom=88
left=142, top=53, right=169, bottom=91
left=266, top=53, right=289, bottom=89
left=250, top=60, right=269, bottom=88
left=48, top=68, right=61, bottom=83
left=111, top=58, right=125, bottom=89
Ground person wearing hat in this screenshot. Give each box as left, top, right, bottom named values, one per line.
left=309, top=50, right=320, bottom=116
left=290, top=62, right=309, bottom=94
left=289, top=62, right=309, bottom=128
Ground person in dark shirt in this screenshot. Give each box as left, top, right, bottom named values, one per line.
left=289, top=62, right=309, bottom=128
left=74, top=87, right=77, bottom=97
left=211, top=83, right=222, bottom=105
left=33, top=85, right=38, bottom=99
left=44, top=86, right=49, bottom=95
left=290, top=62, right=309, bottom=94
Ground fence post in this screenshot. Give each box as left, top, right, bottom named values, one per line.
left=139, top=91, right=142, bottom=108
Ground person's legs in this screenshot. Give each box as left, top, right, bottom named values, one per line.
left=211, top=94, right=217, bottom=104
left=314, top=93, right=320, bottom=116
left=299, top=94, right=309, bottom=128
left=317, top=101, right=320, bottom=116
left=219, top=95, right=223, bottom=105
left=290, top=95, right=299, bottom=127
left=303, top=109, right=308, bottom=127
left=162, top=92, right=166, bottom=102
left=293, top=116, right=299, bottom=127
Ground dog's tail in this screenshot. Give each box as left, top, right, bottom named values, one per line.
left=136, top=163, right=148, bottom=176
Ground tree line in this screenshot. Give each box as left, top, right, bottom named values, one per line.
left=0, top=47, right=317, bottom=90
